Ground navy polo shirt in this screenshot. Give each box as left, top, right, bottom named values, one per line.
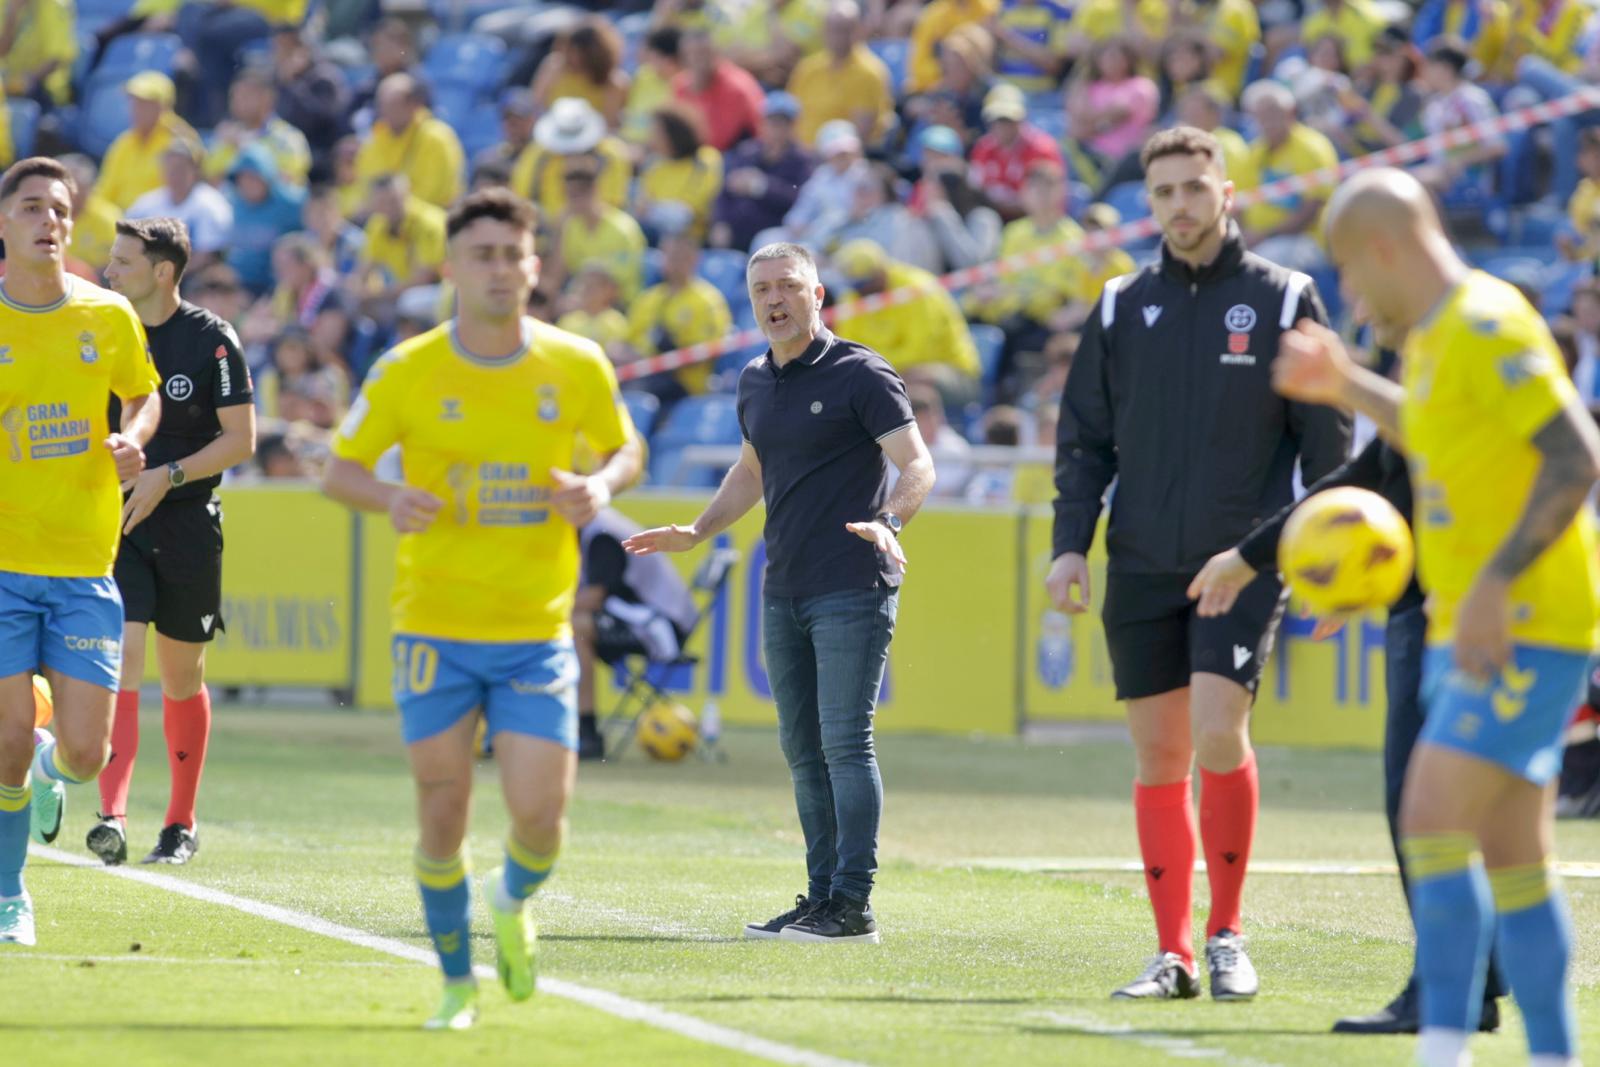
left=737, top=329, right=915, bottom=597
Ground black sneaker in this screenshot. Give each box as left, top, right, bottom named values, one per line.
left=86, top=814, right=127, bottom=866
left=578, top=726, right=605, bottom=762
left=1205, top=929, right=1259, bottom=1001
left=1111, top=952, right=1200, bottom=1000
left=141, top=823, right=198, bottom=865
left=778, top=898, right=880, bottom=943
left=743, top=895, right=821, bottom=940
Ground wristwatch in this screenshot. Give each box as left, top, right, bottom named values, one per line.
left=167, top=461, right=187, bottom=488
left=876, top=512, right=902, bottom=537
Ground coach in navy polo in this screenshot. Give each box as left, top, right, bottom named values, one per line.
left=625, top=242, right=935, bottom=944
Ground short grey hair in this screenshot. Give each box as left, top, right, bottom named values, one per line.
left=747, top=242, right=818, bottom=282
left=1241, top=79, right=1295, bottom=114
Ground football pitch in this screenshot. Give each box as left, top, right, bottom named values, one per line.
left=6, top=705, right=1600, bottom=1066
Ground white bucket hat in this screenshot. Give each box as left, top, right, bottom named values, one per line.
left=534, top=97, right=607, bottom=154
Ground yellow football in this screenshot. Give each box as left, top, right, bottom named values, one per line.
left=1279, top=486, right=1415, bottom=616
left=637, top=701, right=698, bottom=762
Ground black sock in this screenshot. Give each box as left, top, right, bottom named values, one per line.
left=579, top=711, right=597, bottom=734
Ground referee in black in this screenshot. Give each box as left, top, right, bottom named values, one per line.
left=93, top=217, right=256, bottom=866
left=624, top=241, right=936, bottom=943
left=1048, top=127, right=1351, bottom=1001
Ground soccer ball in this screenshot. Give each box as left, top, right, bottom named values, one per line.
left=32, top=674, right=52, bottom=729
left=1279, top=486, right=1415, bottom=615
left=637, top=701, right=698, bottom=762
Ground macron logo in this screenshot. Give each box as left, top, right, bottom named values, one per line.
left=1142, top=306, right=1162, bottom=327
left=201, top=614, right=214, bottom=633
left=1233, top=645, right=1252, bottom=670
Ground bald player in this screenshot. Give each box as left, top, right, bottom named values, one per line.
left=1275, top=167, right=1600, bottom=1067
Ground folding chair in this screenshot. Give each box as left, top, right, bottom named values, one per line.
left=600, top=546, right=740, bottom=759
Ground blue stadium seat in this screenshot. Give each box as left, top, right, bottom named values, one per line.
left=867, top=38, right=908, bottom=92
left=422, top=33, right=507, bottom=93
left=697, top=248, right=750, bottom=309
left=970, top=323, right=1005, bottom=389
left=1067, top=181, right=1094, bottom=219
left=1473, top=250, right=1547, bottom=290
left=1541, top=261, right=1592, bottom=315
left=623, top=391, right=661, bottom=440
left=428, top=84, right=480, bottom=131
left=92, top=32, right=182, bottom=82
left=1511, top=202, right=1567, bottom=248
left=642, top=247, right=665, bottom=290
left=78, top=81, right=131, bottom=156
left=1101, top=180, right=1150, bottom=222
left=1028, top=109, right=1068, bottom=144
left=8, top=99, right=39, bottom=159
left=1306, top=265, right=1342, bottom=327
left=457, top=108, right=502, bottom=159
left=649, top=395, right=743, bottom=487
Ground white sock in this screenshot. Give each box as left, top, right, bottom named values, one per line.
left=1416, top=1028, right=1471, bottom=1067
left=491, top=874, right=522, bottom=914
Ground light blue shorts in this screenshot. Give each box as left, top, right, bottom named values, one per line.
left=1420, top=643, right=1590, bottom=785
left=392, top=635, right=578, bottom=750
left=0, top=570, right=124, bottom=691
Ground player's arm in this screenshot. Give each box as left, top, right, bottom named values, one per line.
left=321, top=358, right=439, bottom=532
left=1275, top=319, right=1406, bottom=448
left=1048, top=309, right=1117, bottom=613
left=322, top=457, right=442, bottom=533
left=550, top=431, right=645, bottom=528
left=1487, top=401, right=1600, bottom=584
left=624, top=441, right=764, bottom=556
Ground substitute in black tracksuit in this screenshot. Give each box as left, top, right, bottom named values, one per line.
left=1047, top=127, right=1351, bottom=1003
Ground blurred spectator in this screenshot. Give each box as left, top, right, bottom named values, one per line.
left=0, top=0, right=74, bottom=106
left=759, top=118, right=869, bottom=247
left=636, top=103, right=724, bottom=241
left=830, top=238, right=980, bottom=395
left=1067, top=39, right=1159, bottom=179
left=1175, top=0, right=1262, bottom=99
left=357, top=173, right=447, bottom=299
left=1176, top=85, right=1255, bottom=185
left=530, top=16, right=632, bottom=130
left=988, top=0, right=1070, bottom=95
left=824, top=162, right=940, bottom=269
left=623, top=26, right=685, bottom=146
left=1559, top=127, right=1600, bottom=262
left=61, top=155, right=120, bottom=272
left=177, top=0, right=292, bottom=128
left=1565, top=279, right=1600, bottom=409
left=674, top=29, right=766, bottom=150
left=393, top=284, right=441, bottom=342
left=127, top=140, right=235, bottom=261
left=301, top=182, right=364, bottom=275
left=1156, top=31, right=1223, bottom=121
left=256, top=327, right=347, bottom=430
left=354, top=73, right=465, bottom=210
left=331, top=134, right=366, bottom=220
left=1077, top=202, right=1137, bottom=305
left=964, top=404, right=1023, bottom=503
left=1237, top=79, right=1338, bottom=269
left=255, top=431, right=306, bottom=479
left=271, top=29, right=352, bottom=165
left=1291, top=35, right=1359, bottom=144
left=548, top=156, right=647, bottom=300
left=1341, top=26, right=1425, bottom=154
left=1063, top=0, right=1169, bottom=67
left=787, top=1, right=895, bottom=146
left=269, top=232, right=339, bottom=331
left=973, top=83, right=1064, bottom=219
left=707, top=0, right=829, bottom=86
left=903, top=24, right=994, bottom=141
left=189, top=262, right=249, bottom=330
left=513, top=97, right=632, bottom=217
left=350, top=18, right=418, bottom=116
left=710, top=91, right=814, bottom=251
left=308, top=293, right=379, bottom=380
left=475, top=89, right=538, bottom=174
left=908, top=0, right=1000, bottom=93
left=1412, top=0, right=1512, bottom=81
left=906, top=381, right=972, bottom=496
left=908, top=124, right=1002, bottom=271
left=97, top=73, right=202, bottom=211
left=622, top=229, right=733, bottom=401
left=1299, top=0, right=1389, bottom=71
left=1413, top=38, right=1505, bottom=196
left=557, top=260, right=631, bottom=354
left=1511, top=0, right=1589, bottom=74
left=206, top=65, right=312, bottom=188
left=226, top=143, right=307, bottom=295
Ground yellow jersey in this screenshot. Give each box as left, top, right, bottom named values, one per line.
left=1401, top=271, right=1600, bottom=652
left=0, top=278, right=161, bottom=577
left=1240, top=123, right=1339, bottom=235
left=834, top=264, right=980, bottom=378
left=510, top=136, right=632, bottom=216
left=353, top=111, right=465, bottom=210
left=972, top=216, right=1087, bottom=324
left=559, top=208, right=646, bottom=300
left=556, top=308, right=630, bottom=351
left=331, top=318, right=633, bottom=642
left=638, top=147, right=724, bottom=239
left=787, top=45, right=896, bottom=145
left=626, top=279, right=732, bottom=393
left=361, top=197, right=447, bottom=288
left=1301, top=0, right=1386, bottom=68
left=68, top=193, right=120, bottom=271
left=95, top=115, right=201, bottom=211
left=908, top=0, right=1001, bottom=92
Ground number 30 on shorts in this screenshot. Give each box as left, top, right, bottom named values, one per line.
left=393, top=639, right=439, bottom=695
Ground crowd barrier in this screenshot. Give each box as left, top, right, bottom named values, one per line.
left=206, top=484, right=1390, bottom=749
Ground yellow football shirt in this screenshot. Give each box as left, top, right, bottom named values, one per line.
left=331, top=318, right=634, bottom=642
left=626, top=279, right=732, bottom=393
left=0, top=278, right=161, bottom=578
left=638, top=146, right=724, bottom=239
left=1240, top=123, right=1339, bottom=235
left=1301, top=0, right=1385, bottom=68
left=976, top=216, right=1086, bottom=324
left=787, top=45, right=896, bottom=145
left=353, top=111, right=465, bottom=210
left=1401, top=270, right=1600, bottom=652
left=559, top=208, right=646, bottom=300
left=361, top=197, right=447, bottom=288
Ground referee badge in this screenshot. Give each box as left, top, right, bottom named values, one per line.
left=1223, top=305, right=1257, bottom=333
left=78, top=331, right=99, bottom=364
left=537, top=384, right=560, bottom=423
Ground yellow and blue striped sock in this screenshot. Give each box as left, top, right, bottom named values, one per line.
left=414, top=847, right=472, bottom=980
left=33, top=738, right=89, bottom=785
left=1490, top=861, right=1575, bottom=1059
left=0, top=780, right=33, bottom=897
left=502, top=831, right=558, bottom=904
left=1402, top=833, right=1494, bottom=1036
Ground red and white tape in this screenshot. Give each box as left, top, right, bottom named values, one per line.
left=615, top=85, right=1600, bottom=383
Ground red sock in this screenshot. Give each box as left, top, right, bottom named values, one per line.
left=163, top=689, right=212, bottom=830
left=98, top=689, right=141, bottom=819
left=1199, top=751, right=1259, bottom=938
left=1134, top=777, right=1197, bottom=967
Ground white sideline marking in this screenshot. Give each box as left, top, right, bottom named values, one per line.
left=30, top=845, right=868, bottom=1067
left=1033, top=1012, right=1286, bottom=1067
left=6, top=951, right=396, bottom=968
left=964, top=857, right=1600, bottom=879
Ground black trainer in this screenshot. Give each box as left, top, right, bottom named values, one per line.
left=778, top=898, right=880, bottom=943
left=85, top=815, right=128, bottom=866
left=1111, top=953, right=1200, bottom=1000
left=743, top=895, right=821, bottom=940
left=141, top=823, right=198, bottom=865
left=1332, top=983, right=1497, bottom=1034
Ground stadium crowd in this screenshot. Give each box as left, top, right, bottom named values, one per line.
left=4, top=0, right=1600, bottom=496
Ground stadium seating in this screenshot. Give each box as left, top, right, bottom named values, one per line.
left=623, top=391, right=661, bottom=439
left=647, top=394, right=743, bottom=488
left=866, top=38, right=909, bottom=93
left=422, top=33, right=508, bottom=94
left=77, top=82, right=132, bottom=157
left=697, top=249, right=751, bottom=310
left=92, top=32, right=183, bottom=84
left=970, top=323, right=1006, bottom=394
left=8, top=99, right=39, bottom=160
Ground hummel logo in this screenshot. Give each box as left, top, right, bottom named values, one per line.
left=1142, top=305, right=1162, bottom=327
left=1223, top=851, right=1240, bottom=865
left=201, top=614, right=214, bottom=632
left=1149, top=866, right=1165, bottom=881
left=1233, top=645, right=1252, bottom=670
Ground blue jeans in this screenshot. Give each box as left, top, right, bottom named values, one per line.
left=1517, top=56, right=1600, bottom=202
left=763, top=587, right=897, bottom=905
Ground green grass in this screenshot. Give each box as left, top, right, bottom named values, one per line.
left=5, top=705, right=1600, bottom=1066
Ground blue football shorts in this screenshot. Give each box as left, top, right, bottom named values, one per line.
left=391, top=634, right=578, bottom=750
left=0, top=570, right=125, bottom=691
left=1420, top=643, right=1590, bottom=785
